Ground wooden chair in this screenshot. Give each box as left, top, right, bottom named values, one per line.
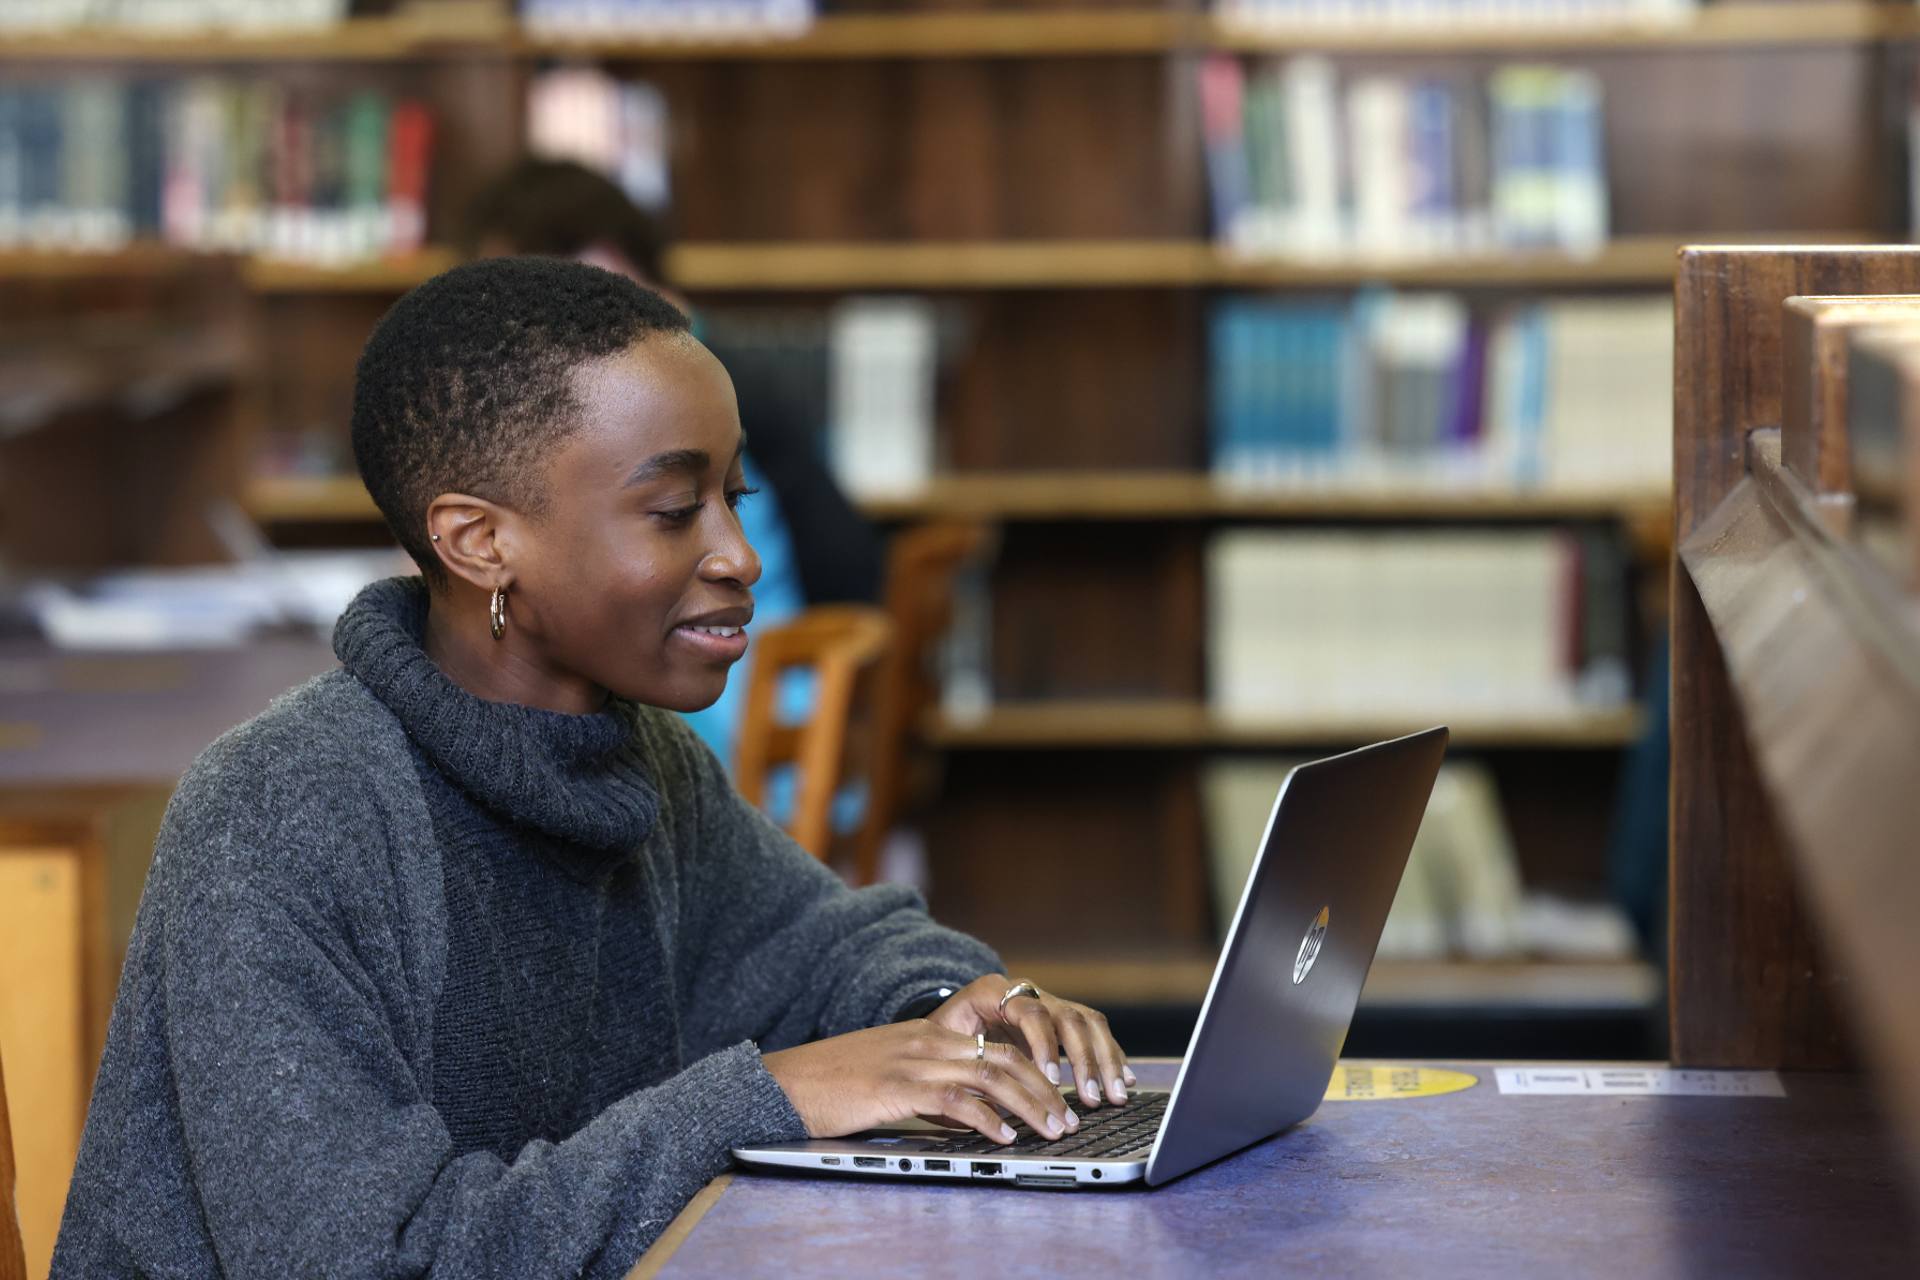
left=1669, top=244, right=1920, bottom=1198
left=733, top=605, right=892, bottom=861
left=847, top=522, right=995, bottom=886
left=1, top=1045, right=26, bottom=1280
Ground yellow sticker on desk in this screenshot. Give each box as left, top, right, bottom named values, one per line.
left=1323, top=1065, right=1478, bottom=1101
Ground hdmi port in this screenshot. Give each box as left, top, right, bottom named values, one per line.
left=852, top=1157, right=886, bottom=1169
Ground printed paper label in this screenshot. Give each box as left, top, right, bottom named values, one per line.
left=1494, top=1067, right=1785, bottom=1097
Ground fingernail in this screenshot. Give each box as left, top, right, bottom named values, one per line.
left=1046, top=1115, right=1063, bottom=1138
left=1123, top=1067, right=1138, bottom=1086
left=1080, top=1081, right=1099, bottom=1104
left=1111, top=1079, right=1128, bottom=1102
left=1045, top=1062, right=1061, bottom=1085
left=1065, top=1108, right=1080, bottom=1131
left=999, top=1124, right=1016, bottom=1143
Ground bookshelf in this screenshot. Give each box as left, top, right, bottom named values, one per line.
left=4, top=2, right=1884, bottom=65
left=1010, top=952, right=1661, bottom=1013
left=11, top=0, right=1909, bottom=1006
left=925, top=701, right=1645, bottom=751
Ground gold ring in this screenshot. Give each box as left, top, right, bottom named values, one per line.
left=997, top=980, right=1041, bottom=1017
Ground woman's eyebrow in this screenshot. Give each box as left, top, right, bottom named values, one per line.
left=622, top=449, right=709, bottom=488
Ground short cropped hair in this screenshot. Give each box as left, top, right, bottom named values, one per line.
left=350, top=256, right=692, bottom=585
left=463, top=157, right=673, bottom=287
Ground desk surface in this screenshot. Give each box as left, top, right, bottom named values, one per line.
left=637, top=1060, right=1918, bottom=1279
left=0, top=638, right=336, bottom=785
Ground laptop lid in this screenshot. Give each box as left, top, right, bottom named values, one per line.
left=1144, top=726, right=1447, bottom=1186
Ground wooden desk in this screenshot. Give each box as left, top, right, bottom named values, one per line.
left=629, top=1059, right=1918, bottom=1278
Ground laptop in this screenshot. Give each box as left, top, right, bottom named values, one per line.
left=733, top=725, right=1448, bottom=1189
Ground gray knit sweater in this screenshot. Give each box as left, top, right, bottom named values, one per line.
left=51, top=577, right=999, bottom=1278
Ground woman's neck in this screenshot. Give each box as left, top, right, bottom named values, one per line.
left=422, top=589, right=608, bottom=717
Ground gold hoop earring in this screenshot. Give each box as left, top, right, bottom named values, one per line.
left=489, top=584, right=508, bottom=641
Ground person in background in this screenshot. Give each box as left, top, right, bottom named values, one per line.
left=464, top=157, right=884, bottom=770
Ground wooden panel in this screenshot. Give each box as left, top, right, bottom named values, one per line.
left=0, top=844, right=87, bottom=1280
left=925, top=753, right=1210, bottom=951
left=1669, top=245, right=1920, bottom=1070
left=1781, top=296, right=1920, bottom=506
left=655, top=57, right=1192, bottom=242
left=988, top=525, right=1203, bottom=700
left=945, top=292, right=1202, bottom=472
left=1607, top=48, right=1891, bottom=236
left=1681, top=432, right=1920, bottom=1187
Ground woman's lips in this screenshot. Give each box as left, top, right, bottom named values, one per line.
left=671, top=621, right=750, bottom=662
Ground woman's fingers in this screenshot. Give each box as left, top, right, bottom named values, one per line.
left=1004, top=999, right=1063, bottom=1086
left=1052, top=1006, right=1109, bottom=1108
left=1084, top=1008, right=1131, bottom=1106
left=929, top=1035, right=1075, bottom=1140
left=931, top=1089, right=1017, bottom=1145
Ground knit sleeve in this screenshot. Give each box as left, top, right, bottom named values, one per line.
left=53, top=692, right=810, bottom=1280
left=650, top=710, right=1003, bottom=1055
left=150, top=874, right=806, bottom=1279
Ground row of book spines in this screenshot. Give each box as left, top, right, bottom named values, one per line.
left=1207, top=298, right=1622, bottom=486
left=1205, top=527, right=1634, bottom=708
left=1202, top=55, right=1606, bottom=257
left=520, top=0, right=815, bottom=34
left=0, top=81, right=430, bottom=259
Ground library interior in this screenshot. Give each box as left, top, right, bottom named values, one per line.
left=0, top=0, right=1917, bottom=1276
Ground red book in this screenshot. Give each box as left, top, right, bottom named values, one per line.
left=385, top=100, right=433, bottom=255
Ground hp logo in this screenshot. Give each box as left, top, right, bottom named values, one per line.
left=1293, top=906, right=1330, bottom=984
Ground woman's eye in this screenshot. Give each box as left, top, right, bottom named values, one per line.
left=653, top=503, right=703, bottom=524
left=726, top=485, right=761, bottom=511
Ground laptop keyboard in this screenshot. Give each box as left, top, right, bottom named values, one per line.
left=920, top=1090, right=1169, bottom=1159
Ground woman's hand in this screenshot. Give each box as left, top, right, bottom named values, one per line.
left=925, top=974, right=1136, bottom=1110
left=763, top=1020, right=1081, bottom=1144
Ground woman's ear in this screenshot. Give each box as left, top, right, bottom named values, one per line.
left=425, top=494, right=512, bottom=591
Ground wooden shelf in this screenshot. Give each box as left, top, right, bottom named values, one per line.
left=0, top=15, right=506, bottom=63
left=1010, top=952, right=1659, bottom=1012
left=2, top=235, right=1868, bottom=295
left=241, top=248, right=459, bottom=294
left=0, top=245, right=212, bottom=279
left=928, top=700, right=1646, bottom=750
left=244, top=473, right=376, bottom=522
left=1209, top=2, right=1920, bottom=53
left=520, top=10, right=1186, bottom=60
left=861, top=472, right=1670, bottom=523
left=246, top=469, right=1668, bottom=527
left=4, top=4, right=1914, bottom=64
left=670, top=239, right=1212, bottom=290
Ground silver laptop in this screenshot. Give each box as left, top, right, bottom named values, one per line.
left=733, top=726, right=1448, bottom=1189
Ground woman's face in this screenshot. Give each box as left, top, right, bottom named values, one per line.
left=500, top=334, right=761, bottom=711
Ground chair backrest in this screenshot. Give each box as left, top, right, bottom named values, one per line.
left=847, top=522, right=996, bottom=886
left=1, top=1044, right=26, bottom=1280
left=733, top=605, right=893, bottom=860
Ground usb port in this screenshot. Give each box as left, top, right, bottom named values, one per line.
left=820, top=1157, right=841, bottom=1166
left=924, top=1160, right=951, bottom=1173
left=852, top=1156, right=886, bottom=1169
left=971, top=1162, right=1002, bottom=1178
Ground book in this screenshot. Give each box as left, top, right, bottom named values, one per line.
left=826, top=296, right=940, bottom=499
left=526, top=67, right=672, bottom=212
left=1207, top=291, right=1669, bottom=493
left=0, top=76, right=434, bottom=263
left=1205, top=56, right=1609, bottom=260
left=1205, top=528, right=1607, bottom=721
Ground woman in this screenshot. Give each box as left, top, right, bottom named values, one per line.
left=52, top=259, right=1133, bottom=1277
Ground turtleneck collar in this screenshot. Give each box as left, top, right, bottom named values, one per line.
left=332, top=577, right=659, bottom=855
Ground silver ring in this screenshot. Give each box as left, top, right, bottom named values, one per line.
left=975, top=1032, right=987, bottom=1061
left=997, top=980, right=1041, bottom=1017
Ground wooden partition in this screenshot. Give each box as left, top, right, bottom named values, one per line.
left=1670, top=245, right=1920, bottom=1189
